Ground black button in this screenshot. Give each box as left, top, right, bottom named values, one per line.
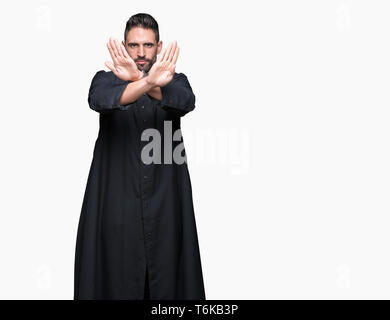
left=144, top=175, right=148, bottom=179
left=141, top=105, right=145, bottom=109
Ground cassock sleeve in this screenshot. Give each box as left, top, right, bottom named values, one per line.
left=159, top=73, right=196, bottom=117
left=88, top=70, right=137, bottom=114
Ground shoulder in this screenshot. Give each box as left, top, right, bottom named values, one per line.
left=90, top=70, right=110, bottom=83
left=171, top=72, right=191, bottom=85
left=174, top=72, right=188, bottom=79
left=92, top=69, right=115, bottom=79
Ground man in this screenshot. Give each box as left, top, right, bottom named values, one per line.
left=74, top=13, right=206, bottom=300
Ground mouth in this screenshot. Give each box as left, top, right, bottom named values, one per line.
left=137, top=60, right=147, bottom=64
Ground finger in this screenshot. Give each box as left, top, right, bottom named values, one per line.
left=105, top=61, right=119, bottom=77
left=168, top=42, right=176, bottom=61
left=167, top=41, right=177, bottom=62
left=120, top=43, right=131, bottom=59
left=107, top=41, right=119, bottom=65
left=114, top=39, right=125, bottom=59
left=163, top=42, right=173, bottom=62
left=158, top=46, right=167, bottom=62
left=172, top=46, right=180, bottom=65
left=105, top=61, right=115, bottom=72
left=170, top=63, right=176, bottom=74
left=107, top=42, right=116, bottom=64
left=110, top=37, right=120, bottom=61
left=165, top=42, right=173, bottom=61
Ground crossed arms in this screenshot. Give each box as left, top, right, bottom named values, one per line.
left=105, top=37, right=178, bottom=107
left=118, top=75, right=162, bottom=106
left=88, top=39, right=196, bottom=117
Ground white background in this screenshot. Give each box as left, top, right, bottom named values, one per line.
left=0, top=0, right=389, bottom=299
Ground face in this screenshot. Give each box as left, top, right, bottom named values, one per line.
left=122, top=27, right=162, bottom=73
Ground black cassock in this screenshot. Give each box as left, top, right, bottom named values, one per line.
left=74, top=70, right=206, bottom=300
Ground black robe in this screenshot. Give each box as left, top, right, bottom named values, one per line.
left=74, top=70, right=206, bottom=300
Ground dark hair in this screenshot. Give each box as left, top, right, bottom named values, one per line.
left=124, top=13, right=159, bottom=43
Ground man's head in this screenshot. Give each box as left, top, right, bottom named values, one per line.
left=122, top=13, right=162, bottom=74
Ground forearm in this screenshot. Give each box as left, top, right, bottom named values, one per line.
left=146, top=86, right=162, bottom=101
left=119, top=77, right=156, bottom=106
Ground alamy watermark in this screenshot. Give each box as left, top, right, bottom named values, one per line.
left=140, top=120, right=253, bottom=174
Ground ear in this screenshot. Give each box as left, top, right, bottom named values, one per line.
left=157, top=40, right=163, bottom=54
left=122, top=40, right=125, bottom=47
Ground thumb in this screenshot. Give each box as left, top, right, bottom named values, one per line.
left=105, top=61, right=115, bottom=72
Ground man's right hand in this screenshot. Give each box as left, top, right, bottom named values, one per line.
left=105, top=36, right=143, bottom=82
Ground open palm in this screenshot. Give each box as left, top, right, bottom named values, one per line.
left=146, top=41, right=180, bottom=87
left=104, top=37, right=143, bottom=82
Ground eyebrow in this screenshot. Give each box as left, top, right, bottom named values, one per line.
left=127, top=42, right=155, bottom=46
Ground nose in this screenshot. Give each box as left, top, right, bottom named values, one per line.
left=138, top=46, right=145, bottom=57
